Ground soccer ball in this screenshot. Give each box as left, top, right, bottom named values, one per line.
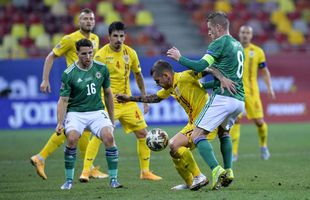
left=146, top=128, right=169, bottom=152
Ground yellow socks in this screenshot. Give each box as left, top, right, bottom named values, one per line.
left=82, top=136, right=102, bottom=171
left=78, top=130, right=91, bottom=159
left=39, top=132, right=66, bottom=159
left=230, top=123, right=241, bottom=156
left=137, top=138, right=151, bottom=172
left=257, top=123, right=268, bottom=147
left=172, top=157, right=193, bottom=186
left=175, top=147, right=201, bottom=177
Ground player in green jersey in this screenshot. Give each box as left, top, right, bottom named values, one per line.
left=56, top=39, right=122, bottom=190
left=167, top=11, right=245, bottom=190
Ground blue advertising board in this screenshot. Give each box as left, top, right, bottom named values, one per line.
left=0, top=57, right=211, bottom=129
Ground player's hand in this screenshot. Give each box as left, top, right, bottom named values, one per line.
left=143, top=103, right=149, bottom=114
left=115, top=94, right=130, bottom=103
left=40, top=79, right=51, bottom=93
left=55, top=123, right=64, bottom=136
left=268, top=88, right=276, bottom=100
left=220, top=77, right=237, bottom=95
left=167, top=47, right=181, bottom=61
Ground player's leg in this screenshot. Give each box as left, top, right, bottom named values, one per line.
left=230, top=116, right=241, bottom=161
left=170, top=126, right=208, bottom=190
left=80, top=136, right=108, bottom=182
left=134, top=129, right=162, bottom=180
left=254, top=118, right=270, bottom=160
left=90, top=110, right=122, bottom=188
left=120, top=102, right=161, bottom=180
left=30, top=132, right=66, bottom=180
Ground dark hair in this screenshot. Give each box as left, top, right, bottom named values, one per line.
left=80, top=8, right=94, bottom=14
left=207, top=11, right=229, bottom=30
left=75, top=39, right=93, bottom=51
left=108, top=21, right=126, bottom=35
left=150, top=60, right=173, bottom=76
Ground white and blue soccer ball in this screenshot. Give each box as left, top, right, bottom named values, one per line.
left=146, top=128, right=169, bottom=152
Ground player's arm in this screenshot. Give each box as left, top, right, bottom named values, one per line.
left=116, top=94, right=163, bottom=103
left=103, top=87, right=115, bottom=126
left=261, top=67, right=276, bottom=99
left=134, top=71, right=150, bottom=114
left=56, top=96, right=68, bottom=135
left=167, top=47, right=214, bottom=72
left=41, top=51, right=59, bottom=93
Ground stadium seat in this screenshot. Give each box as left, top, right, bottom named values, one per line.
left=135, top=10, right=153, bottom=26
left=288, top=30, right=305, bottom=46
left=2, top=34, right=19, bottom=49
left=10, top=24, right=27, bottom=39
left=104, top=11, right=122, bottom=25
left=97, top=1, right=114, bottom=18
left=35, top=33, right=51, bottom=49
left=0, top=45, right=9, bottom=59
left=214, top=0, right=232, bottom=13
left=29, top=24, right=46, bottom=39
left=10, top=45, right=27, bottom=59
left=44, top=0, right=59, bottom=7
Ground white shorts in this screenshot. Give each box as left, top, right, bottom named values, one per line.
left=195, top=94, right=245, bottom=131
left=64, top=110, right=113, bottom=138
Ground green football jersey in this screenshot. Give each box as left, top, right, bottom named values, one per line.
left=60, top=60, right=110, bottom=112
left=205, top=35, right=244, bottom=101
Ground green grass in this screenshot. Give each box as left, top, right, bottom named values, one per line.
left=1, top=123, right=310, bottom=200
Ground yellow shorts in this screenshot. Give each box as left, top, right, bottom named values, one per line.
left=114, top=102, right=147, bottom=133
left=180, top=122, right=218, bottom=150
left=245, top=93, right=264, bottom=119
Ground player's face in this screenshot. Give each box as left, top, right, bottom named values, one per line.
left=207, top=22, right=220, bottom=40
left=109, top=30, right=125, bottom=52
left=79, top=12, right=95, bottom=33
left=152, top=73, right=171, bottom=90
left=77, top=46, right=93, bottom=67
left=239, top=26, right=253, bottom=45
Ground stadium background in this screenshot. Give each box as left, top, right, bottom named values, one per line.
left=1, top=0, right=310, bottom=129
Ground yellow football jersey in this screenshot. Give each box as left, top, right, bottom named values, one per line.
left=157, top=70, right=208, bottom=123
left=94, top=44, right=141, bottom=101
left=53, top=30, right=99, bottom=66
left=242, top=43, right=267, bottom=96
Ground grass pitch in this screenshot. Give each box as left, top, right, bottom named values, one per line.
left=1, top=123, right=310, bottom=200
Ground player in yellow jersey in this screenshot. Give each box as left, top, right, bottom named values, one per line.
left=230, top=25, right=275, bottom=161
left=82, top=21, right=161, bottom=181
left=116, top=60, right=236, bottom=190
left=30, top=8, right=107, bottom=180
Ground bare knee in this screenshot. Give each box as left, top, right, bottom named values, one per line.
left=134, top=129, right=147, bottom=139
left=66, top=131, right=79, bottom=148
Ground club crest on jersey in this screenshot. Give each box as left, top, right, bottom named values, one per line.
left=249, top=50, right=255, bottom=58
left=96, top=72, right=102, bottom=79
left=175, top=86, right=181, bottom=96
left=55, top=43, right=61, bottom=49
left=92, top=41, right=97, bottom=48
left=123, top=55, right=129, bottom=64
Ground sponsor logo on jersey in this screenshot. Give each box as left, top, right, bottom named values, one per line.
left=249, top=50, right=255, bottom=58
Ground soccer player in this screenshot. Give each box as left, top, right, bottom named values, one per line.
left=30, top=8, right=107, bottom=180
left=230, top=25, right=275, bottom=161
left=82, top=21, right=161, bottom=181
left=116, top=60, right=236, bottom=190
left=167, top=11, right=245, bottom=190
left=56, top=38, right=121, bottom=190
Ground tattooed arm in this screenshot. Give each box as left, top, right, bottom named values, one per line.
left=116, top=94, right=163, bottom=103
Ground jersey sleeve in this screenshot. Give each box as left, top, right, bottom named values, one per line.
left=102, top=66, right=111, bottom=89
left=206, top=39, right=224, bottom=60
left=52, top=35, right=73, bottom=57
left=156, top=88, right=171, bottom=99
left=258, top=48, right=267, bottom=69
left=94, top=50, right=106, bottom=64
left=59, top=72, right=71, bottom=97
left=131, top=50, right=142, bottom=73
left=188, top=70, right=203, bottom=80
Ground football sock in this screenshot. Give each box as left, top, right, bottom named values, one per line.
left=106, top=146, right=119, bottom=179
left=176, top=147, right=201, bottom=177
left=83, top=136, right=102, bottom=171
left=257, top=123, right=268, bottom=147
left=39, top=132, right=66, bottom=159
left=64, top=146, right=77, bottom=181
left=230, top=123, right=241, bottom=156
left=78, top=130, right=91, bottom=159
left=137, top=138, right=150, bottom=172
left=219, top=135, right=233, bottom=169
left=194, top=137, right=219, bottom=170
left=172, top=157, right=193, bottom=186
